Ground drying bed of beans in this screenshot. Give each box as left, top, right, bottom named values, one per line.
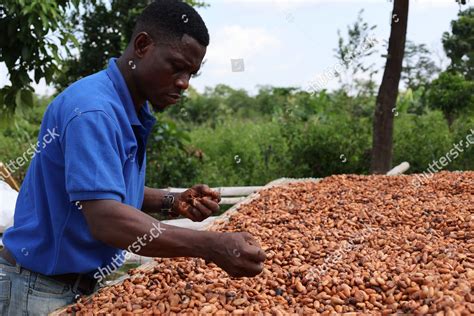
left=65, top=171, right=473, bottom=315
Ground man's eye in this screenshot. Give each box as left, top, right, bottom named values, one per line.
left=172, top=63, right=184, bottom=73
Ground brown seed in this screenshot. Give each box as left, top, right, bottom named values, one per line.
left=65, top=172, right=473, bottom=315
left=331, top=296, right=345, bottom=305
left=295, top=281, right=306, bottom=293
left=200, top=305, right=216, bottom=314
left=232, top=298, right=247, bottom=306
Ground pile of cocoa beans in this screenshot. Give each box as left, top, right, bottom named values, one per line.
left=67, top=171, right=473, bottom=315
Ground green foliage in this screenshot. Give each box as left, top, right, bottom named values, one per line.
left=442, top=7, right=474, bottom=80
left=0, top=97, right=49, bottom=181
left=189, top=120, right=290, bottom=187
left=402, top=41, right=441, bottom=90
left=145, top=115, right=200, bottom=188
left=166, top=85, right=235, bottom=126
left=286, top=115, right=372, bottom=177
left=449, top=115, right=474, bottom=170
left=1, top=86, right=472, bottom=188
left=426, top=71, right=474, bottom=126
left=393, top=111, right=453, bottom=171
left=0, top=0, right=78, bottom=118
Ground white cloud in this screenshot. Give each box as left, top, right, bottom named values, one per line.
left=204, top=25, right=281, bottom=75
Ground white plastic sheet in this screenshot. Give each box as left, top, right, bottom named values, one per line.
left=0, top=180, right=17, bottom=233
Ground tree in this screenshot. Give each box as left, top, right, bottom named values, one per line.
left=0, top=0, right=79, bottom=120
left=334, top=10, right=379, bottom=95
left=402, top=40, right=441, bottom=90
left=370, top=0, right=409, bottom=174
left=371, top=0, right=469, bottom=173
left=55, top=0, right=208, bottom=90
left=427, top=71, right=474, bottom=127
left=442, top=7, right=474, bottom=80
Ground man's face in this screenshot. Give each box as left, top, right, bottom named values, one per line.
left=134, top=33, right=206, bottom=111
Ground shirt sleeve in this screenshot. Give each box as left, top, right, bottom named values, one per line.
left=63, top=110, right=126, bottom=202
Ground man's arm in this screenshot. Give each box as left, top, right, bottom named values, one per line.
left=84, top=199, right=209, bottom=258
left=141, top=186, right=180, bottom=214
left=81, top=199, right=266, bottom=277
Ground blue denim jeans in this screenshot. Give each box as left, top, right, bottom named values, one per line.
left=0, top=255, right=80, bottom=315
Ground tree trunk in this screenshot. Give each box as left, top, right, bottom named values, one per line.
left=370, top=0, right=409, bottom=174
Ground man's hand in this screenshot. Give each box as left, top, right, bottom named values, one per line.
left=207, top=232, right=266, bottom=277
left=173, top=184, right=221, bottom=222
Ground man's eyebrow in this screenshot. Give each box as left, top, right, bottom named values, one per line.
left=170, top=55, right=190, bottom=66
left=169, top=53, right=194, bottom=67
left=171, top=55, right=201, bottom=74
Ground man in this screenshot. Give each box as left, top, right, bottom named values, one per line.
left=0, top=1, right=266, bottom=314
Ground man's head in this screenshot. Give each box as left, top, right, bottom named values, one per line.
left=124, top=0, right=209, bottom=111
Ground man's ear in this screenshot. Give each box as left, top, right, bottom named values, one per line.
left=133, top=32, right=154, bottom=58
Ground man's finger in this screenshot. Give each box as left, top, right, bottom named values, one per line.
left=240, top=261, right=264, bottom=277
left=181, top=206, right=200, bottom=222
left=249, top=261, right=264, bottom=275
left=243, top=244, right=267, bottom=263
left=242, top=232, right=260, bottom=247
left=193, top=184, right=210, bottom=194
left=194, top=184, right=221, bottom=202
left=191, top=207, right=205, bottom=222
left=193, top=200, right=212, bottom=219
left=199, top=198, right=220, bottom=214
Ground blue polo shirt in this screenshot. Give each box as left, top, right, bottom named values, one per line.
left=3, top=58, right=156, bottom=276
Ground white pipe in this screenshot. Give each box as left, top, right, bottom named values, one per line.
left=386, top=162, right=410, bottom=176
left=220, top=197, right=247, bottom=205
left=163, top=186, right=263, bottom=196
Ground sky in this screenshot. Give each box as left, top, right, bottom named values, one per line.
left=0, top=0, right=464, bottom=96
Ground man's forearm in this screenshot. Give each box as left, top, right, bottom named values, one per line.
left=141, top=186, right=180, bottom=214
left=82, top=199, right=216, bottom=259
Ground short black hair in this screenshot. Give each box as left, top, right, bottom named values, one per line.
left=133, top=0, right=209, bottom=47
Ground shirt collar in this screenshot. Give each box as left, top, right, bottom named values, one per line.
left=105, top=58, right=156, bottom=128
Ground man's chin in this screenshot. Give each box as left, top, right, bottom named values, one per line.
left=150, top=101, right=170, bottom=112
left=150, top=96, right=179, bottom=112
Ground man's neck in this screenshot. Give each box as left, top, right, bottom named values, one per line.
left=116, top=56, right=145, bottom=113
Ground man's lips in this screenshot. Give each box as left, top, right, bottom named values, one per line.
left=166, top=93, right=181, bottom=104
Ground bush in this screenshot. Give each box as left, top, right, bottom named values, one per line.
left=393, top=111, right=453, bottom=172
left=145, top=116, right=200, bottom=189
left=449, top=115, right=474, bottom=171
left=285, top=114, right=372, bottom=178
left=0, top=98, right=48, bottom=182
left=188, top=119, right=291, bottom=187
left=1, top=87, right=473, bottom=189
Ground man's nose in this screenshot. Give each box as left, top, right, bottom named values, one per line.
left=175, top=75, right=190, bottom=90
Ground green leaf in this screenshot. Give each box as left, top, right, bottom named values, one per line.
left=39, top=11, right=48, bottom=30
left=44, top=66, right=55, bottom=83
left=21, top=46, right=31, bottom=60
left=34, top=69, right=44, bottom=84
left=16, top=89, right=34, bottom=108
left=18, top=71, right=31, bottom=86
